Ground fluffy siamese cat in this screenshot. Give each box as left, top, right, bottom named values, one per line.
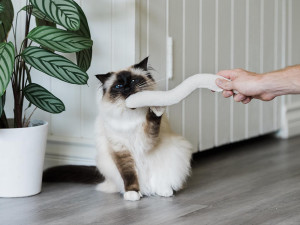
left=95, top=57, right=192, bottom=201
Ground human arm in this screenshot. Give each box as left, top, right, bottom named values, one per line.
left=216, top=65, right=300, bottom=104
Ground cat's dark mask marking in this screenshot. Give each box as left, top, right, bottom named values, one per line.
left=110, top=71, right=146, bottom=99
left=133, top=56, right=148, bottom=71
left=133, top=56, right=154, bottom=81
left=97, top=57, right=155, bottom=102
left=96, top=72, right=112, bottom=94
left=95, top=72, right=112, bottom=84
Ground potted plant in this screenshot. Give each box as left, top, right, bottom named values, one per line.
left=0, top=0, right=93, bottom=197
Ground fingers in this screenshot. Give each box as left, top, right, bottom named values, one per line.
left=217, top=69, right=240, bottom=79
left=217, top=70, right=234, bottom=79
left=216, top=78, right=234, bottom=91
left=221, top=91, right=253, bottom=104
left=242, top=97, right=252, bottom=104
left=233, top=93, right=247, bottom=102
left=222, top=90, right=234, bottom=98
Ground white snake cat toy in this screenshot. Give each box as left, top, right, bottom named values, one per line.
left=126, top=74, right=229, bottom=108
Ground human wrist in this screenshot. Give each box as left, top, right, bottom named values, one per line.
left=260, top=67, right=300, bottom=97
left=259, top=72, right=286, bottom=98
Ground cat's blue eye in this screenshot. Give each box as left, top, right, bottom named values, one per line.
left=115, top=84, right=123, bottom=89
left=131, top=79, right=135, bottom=83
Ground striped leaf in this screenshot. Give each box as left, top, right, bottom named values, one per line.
left=21, top=46, right=88, bottom=85
left=0, top=0, right=14, bottom=42
left=27, top=26, right=93, bottom=53
left=72, top=2, right=90, bottom=38
left=72, top=1, right=92, bottom=71
left=29, top=0, right=80, bottom=31
left=0, top=42, right=15, bottom=96
left=21, top=5, right=54, bottom=23
left=35, top=17, right=56, bottom=52
left=76, top=48, right=92, bottom=72
left=23, top=83, right=65, bottom=114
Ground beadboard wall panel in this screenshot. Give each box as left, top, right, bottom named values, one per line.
left=184, top=0, right=200, bottom=149
left=216, top=0, right=231, bottom=146
left=232, top=0, right=247, bottom=142
left=279, top=0, right=300, bottom=139
left=139, top=0, right=287, bottom=151
left=199, top=0, right=216, bottom=150
left=167, top=0, right=184, bottom=135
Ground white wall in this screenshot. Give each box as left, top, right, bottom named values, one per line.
left=138, top=0, right=288, bottom=151
left=5, top=0, right=300, bottom=167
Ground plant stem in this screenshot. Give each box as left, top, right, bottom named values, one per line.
left=12, top=4, right=32, bottom=128
left=0, top=111, right=9, bottom=128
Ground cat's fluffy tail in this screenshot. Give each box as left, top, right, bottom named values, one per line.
left=43, top=165, right=104, bottom=184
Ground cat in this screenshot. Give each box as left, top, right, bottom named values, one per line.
left=95, top=57, right=193, bottom=201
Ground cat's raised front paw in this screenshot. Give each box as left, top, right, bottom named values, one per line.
left=123, top=191, right=142, bottom=201
left=150, top=106, right=165, bottom=117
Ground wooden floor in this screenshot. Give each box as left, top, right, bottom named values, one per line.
left=1, top=135, right=300, bottom=225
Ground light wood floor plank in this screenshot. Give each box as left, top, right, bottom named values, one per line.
left=1, top=135, right=300, bottom=225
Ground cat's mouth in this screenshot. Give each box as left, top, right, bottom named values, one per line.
left=123, top=89, right=138, bottom=99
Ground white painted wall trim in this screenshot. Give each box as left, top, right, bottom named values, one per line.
left=44, top=137, right=96, bottom=169
left=277, top=101, right=300, bottom=138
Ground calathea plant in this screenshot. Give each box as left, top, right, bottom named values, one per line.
left=0, top=0, right=93, bottom=128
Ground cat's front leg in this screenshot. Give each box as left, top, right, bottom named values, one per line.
left=150, top=106, right=165, bottom=117
left=112, top=150, right=142, bottom=201
left=142, top=107, right=164, bottom=152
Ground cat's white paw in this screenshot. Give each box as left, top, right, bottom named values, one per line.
left=123, top=191, right=142, bottom=201
left=96, top=180, right=119, bottom=193
left=150, top=106, right=165, bottom=117
left=156, top=188, right=174, bottom=197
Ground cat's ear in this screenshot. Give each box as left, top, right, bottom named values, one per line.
left=95, top=72, right=112, bottom=84
left=133, top=56, right=149, bottom=71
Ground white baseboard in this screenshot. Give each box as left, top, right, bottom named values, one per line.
left=277, top=102, right=300, bottom=138
left=44, top=135, right=96, bottom=169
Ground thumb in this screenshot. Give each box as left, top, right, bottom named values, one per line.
left=216, top=78, right=234, bottom=91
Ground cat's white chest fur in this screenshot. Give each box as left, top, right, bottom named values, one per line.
left=98, top=102, right=147, bottom=152
left=104, top=111, right=144, bottom=133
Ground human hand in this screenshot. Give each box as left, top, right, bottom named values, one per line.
left=216, top=69, right=276, bottom=104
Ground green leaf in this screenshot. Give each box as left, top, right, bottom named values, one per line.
left=72, top=1, right=92, bottom=71
left=27, top=26, right=93, bottom=53
left=35, top=17, right=57, bottom=52
left=21, top=46, right=88, bottom=84
left=23, top=83, right=65, bottom=114
left=21, top=5, right=54, bottom=23
left=76, top=48, right=92, bottom=72
left=0, top=42, right=15, bottom=96
left=0, top=0, right=14, bottom=42
left=72, top=2, right=91, bottom=38
left=29, top=0, right=80, bottom=31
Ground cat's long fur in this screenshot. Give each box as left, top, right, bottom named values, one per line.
left=95, top=57, right=192, bottom=201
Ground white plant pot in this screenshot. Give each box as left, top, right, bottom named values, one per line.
left=0, top=120, right=48, bottom=197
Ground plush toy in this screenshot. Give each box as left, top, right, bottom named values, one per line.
left=125, top=74, right=229, bottom=108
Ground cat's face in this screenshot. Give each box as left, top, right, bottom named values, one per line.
left=96, top=57, right=156, bottom=102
